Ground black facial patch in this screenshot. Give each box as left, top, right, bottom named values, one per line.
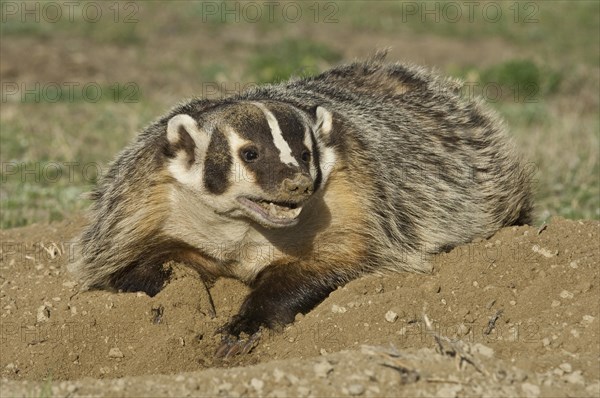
left=203, top=127, right=232, bottom=194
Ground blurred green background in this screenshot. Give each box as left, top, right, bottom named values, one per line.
left=1, top=0, right=598, bottom=228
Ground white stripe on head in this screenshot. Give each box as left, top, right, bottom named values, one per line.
left=252, top=102, right=299, bottom=167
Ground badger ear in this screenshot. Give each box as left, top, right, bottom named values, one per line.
left=166, top=114, right=209, bottom=165
left=313, top=106, right=333, bottom=139
left=167, top=114, right=208, bottom=147
left=312, top=106, right=337, bottom=185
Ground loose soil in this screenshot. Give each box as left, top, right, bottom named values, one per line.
left=1, top=216, right=598, bottom=397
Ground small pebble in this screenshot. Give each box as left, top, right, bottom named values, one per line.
left=575, top=281, right=592, bottom=293
left=287, top=374, right=299, bottom=385
left=521, top=383, right=540, bottom=398
left=217, top=382, right=232, bottom=392
left=250, top=378, right=264, bottom=391
left=559, top=290, right=574, bottom=299
left=5, top=363, right=17, bottom=373
left=384, top=310, right=398, bottom=323
left=313, top=360, right=333, bottom=378
left=347, top=384, right=365, bottom=396
left=472, top=343, right=494, bottom=358
left=582, top=315, right=595, bottom=324
left=273, top=368, right=285, bottom=383
left=331, top=304, right=347, bottom=314
left=108, top=347, right=124, bottom=358
left=570, top=329, right=580, bottom=338
left=531, top=245, right=557, bottom=258
left=585, top=383, right=600, bottom=396
left=37, top=305, right=50, bottom=323
left=558, top=363, right=572, bottom=373
left=425, top=283, right=441, bottom=293
left=553, top=368, right=564, bottom=376
left=563, top=370, right=584, bottom=385
left=551, top=300, right=560, bottom=307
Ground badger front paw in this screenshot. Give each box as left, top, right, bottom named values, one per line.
left=215, top=316, right=262, bottom=358
left=213, top=264, right=342, bottom=358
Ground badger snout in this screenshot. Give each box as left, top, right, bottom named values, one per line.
left=282, top=174, right=313, bottom=197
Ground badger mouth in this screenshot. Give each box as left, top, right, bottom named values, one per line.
left=237, top=197, right=303, bottom=227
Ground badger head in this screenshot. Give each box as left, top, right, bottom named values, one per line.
left=164, top=101, right=336, bottom=228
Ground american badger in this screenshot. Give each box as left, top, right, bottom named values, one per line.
left=71, top=54, right=533, bottom=356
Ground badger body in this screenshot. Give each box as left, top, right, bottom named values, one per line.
left=71, top=56, right=533, bottom=355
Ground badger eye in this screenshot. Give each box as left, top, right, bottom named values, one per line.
left=241, top=147, right=259, bottom=163
left=301, top=150, right=311, bottom=163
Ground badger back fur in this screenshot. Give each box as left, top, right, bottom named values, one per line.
left=71, top=54, right=533, bottom=353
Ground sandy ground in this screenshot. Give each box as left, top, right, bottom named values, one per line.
left=0, top=216, right=598, bottom=397
left=1, top=5, right=599, bottom=395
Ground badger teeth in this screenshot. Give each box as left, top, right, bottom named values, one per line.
left=258, top=201, right=302, bottom=220
left=238, top=197, right=304, bottom=225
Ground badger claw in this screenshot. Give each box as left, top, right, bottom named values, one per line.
left=215, top=331, right=261, bottom=358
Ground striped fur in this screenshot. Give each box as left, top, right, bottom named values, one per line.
left=70, top=54, right=533, bottom=348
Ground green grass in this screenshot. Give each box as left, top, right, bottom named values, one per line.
left=443, top=54, right=598, bottom=221
left=0, top=1, right=143, bottom=45
left=1, top=1, right=598, bottom=228
left=450, top=59, right=563, bottom=103
left=0, top=102, right=157, bottom=228
left=340, top=1, right=600, bottom=66
left=1, top=162, right=92, bottom=229
left=479, top=59, right=562, bottom=99
left=498, top=102, right=599, bottom=221
left=247, top=38, right=341, bottom=83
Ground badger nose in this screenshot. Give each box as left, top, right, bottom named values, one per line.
left=283, top=174, right=313, bottom=195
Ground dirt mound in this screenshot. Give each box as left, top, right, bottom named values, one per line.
left=1, top=217, right=598, bottom=396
